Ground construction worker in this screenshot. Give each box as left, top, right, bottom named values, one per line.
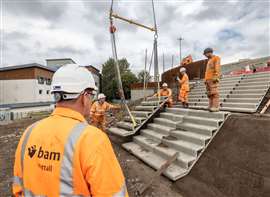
left=177, top=67, right=190, bottom=108
left=153, top=83, right=173, bottom=107
left=204, top=47, right=221, bottom=112
left=13, top=64, right=128, bottom=197
left=90, top=93, right=120, bottom=131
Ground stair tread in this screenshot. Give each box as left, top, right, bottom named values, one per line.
left=108, top=127, right=134, bottom=136
left=171, top=130, right=212, bottom=140
left=163, top=138, right=204, bottom=151
left=148, top=123, right=175, bottom=131
left=179, top=122, right=217, bottom=131
left=141, top=129, right=167, bottom=139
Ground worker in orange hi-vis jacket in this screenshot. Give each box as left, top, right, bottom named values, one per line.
left=177, top=67, right=190, bottom=108
left=90, top=93, right=120, bottom=131
left=204, top=47, right=221, bottom=112
left=13, top=64, right=128, bottom=197
left=153, top=83, right=173, bottom=107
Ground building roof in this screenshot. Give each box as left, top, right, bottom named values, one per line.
left=46, top=58, right=76, bottom=63
left=0, top=63, right=57, bottom=72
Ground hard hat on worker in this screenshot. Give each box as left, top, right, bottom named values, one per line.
left=162, top=83, right=168, bottom=87
left=203, top=47, right=213, bottom=55
left=180, top=67, right=186, bottom=73
left=51, top=64, right=97, bottom=101
left=98, top=93, right=106, bottom=100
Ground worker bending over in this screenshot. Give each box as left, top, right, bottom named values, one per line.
left=13, top=64, right=128, bottom=197
left=90, top=93, right=120, bottom=131
left=153, top=83, right=173, bottom=107
left=204, top=48, right=221, bottom=112
left=177, top=67, right=190, bottom=108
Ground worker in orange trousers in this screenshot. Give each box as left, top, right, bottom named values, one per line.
left=13, top=64, right=128, bottom=197
left=177, top=67, right=190, bottom=108
left=153, top=83, right=173, bottom=107
left=204, top=48, right=221, bottom=112
left=90, top=93, right=120, bottom=131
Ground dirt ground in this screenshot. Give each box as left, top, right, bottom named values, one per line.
left=0, top=115, right=182, bottom=197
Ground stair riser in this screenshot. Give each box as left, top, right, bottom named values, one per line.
left=141, top=102, right=161, bottom=106
left=242, top=78, right=270, bottom=83
left=133, top=137, right=157, bottom=152
left=222, top=103, right=257, bottom=108
left=183, top=117, right=220, bottom=127
left=141, top=131, right=163, bottom=143
left=147, top=125, right=171, bottom=135
left=160, top=113, right=183, bottom=122
left=244, top=74, right=270, bottom=79
left=134, top=106, right=155, bottom=111
left=170, top=132, right=207, bottom=146
left=116, top=123, right=134, bottom=131
left=233, top=90, right=266, bottom=94
left=189, top=102, right=209, bottom=107
left=131, top=112, right=149, bottom=117
left=237, top=82, right=270, bottom=87
left=166, top=108, right=226, bottom=119
left=228, top=94, right=262, bottom=99
left=162, top=140, right=198, bottom=157
left=176, top=124, right=213, bottom=136
left=147, top=97, right=167, bottom=102
left=235, top=85, right=269, bottom=90
left=224, top=99, right=260, bottom=103
left=192, top=87, right=234, bottom=93
left=154, top=119, right=177, bottom=128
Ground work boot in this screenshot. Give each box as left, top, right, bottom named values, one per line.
left=182, top=102, right=185, bottom=108
left=209, top=107, right=220, bottom=112
left=184, top=103, right=189, bottom=108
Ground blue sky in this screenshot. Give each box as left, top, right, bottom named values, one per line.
left=1, top=0, right=270, bottom=75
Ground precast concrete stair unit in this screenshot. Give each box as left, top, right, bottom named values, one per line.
left=188, top=71, right=270, bottom=113
left=122, top=108, right=229, bottom=181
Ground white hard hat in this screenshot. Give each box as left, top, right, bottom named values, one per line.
left=180, top=67, right=186, bottom=72
left=98, top=93, right=106, bottom=100
left=51, top=64, right=97, bottom=99
left=162, top=83, right=168, bottom=87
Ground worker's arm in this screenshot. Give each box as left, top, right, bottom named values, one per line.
left=179, top=75, right=187, bottom=85
left=90, top=103, right=96, bottom=117
left=167, top=89, right=172, bottom=97
left=106, top=102, right=120, bottom=111
left=13, top=129, right=27, bottom=196
left=84, top=132, right=128, bottom=197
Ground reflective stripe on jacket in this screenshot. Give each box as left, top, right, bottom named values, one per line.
left=13, top=107, right=128, bottom=197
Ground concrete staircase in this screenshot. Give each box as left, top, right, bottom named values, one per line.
left=108, top=96, right=168, bottom=137
left=122, top=107, right=229, bottom=181
left=188, top=71, right=270, bottom=113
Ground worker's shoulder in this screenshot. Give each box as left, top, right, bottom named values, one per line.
left=214, top=55, right=221, bottom=60
left=82, top=124, right=108, bottom=140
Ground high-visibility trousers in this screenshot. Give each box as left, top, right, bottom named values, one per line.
left=178, top=89, right=189, bottom=103
left=205, top=80, right=220, bottom=109
left=166, top=98, right=173, bottom=108
left=91, top=115, right=106, bottom=131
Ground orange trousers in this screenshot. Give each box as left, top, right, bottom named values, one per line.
left=166, top=98, right=173, bottom=108
left=91, top=115, right=106, bottom=131
left=178, top=89, right=189, bottom=103
left=205, top=80, right=220, bottom=109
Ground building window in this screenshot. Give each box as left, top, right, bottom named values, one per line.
left=46, top=90, right=50, bottom=95
left=38, top=76, right=45, bottom=84
left=39, top=90, right=42, bottom=94
left=46, top=78, right=51, bottom=85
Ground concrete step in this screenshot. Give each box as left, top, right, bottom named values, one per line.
left=147, top=123, right=175, bottom=135
left=189, top=101, right=209, bottom=107
left=131, top=111, right=151, bottom=117
left=244, top=72, right=270, bottom=79
left=221, top=76, right=242, bottom=81
left=237, top=81, right=270, bottom=87
left=242, top=77, right=270, bottom=83
left=235, top=84, right=269, bottom=90
left=141, top=101, right=161, bottom=106
left=177, top=122, right=217, bottom=136
left=221, top=102, right=258, bottom=109
left=108, top=127, right=133, bottom=136
left=124, top=116, right=146, bottom=124
left=224, top=98, right=261, bottom=103
left=154, top=117, right=177, bottom=128
left=162, top=138, right=204, bottom=157
left=134, top=135, right=161, bottom=150
left=170, top=130, right=211, bottom=146
left=232, top=89, right=267, bottom=94
left=221, top=106, right=256, bottom=113
left=166, top=108, right=228, bottom=120
left=122, top=142, right=187, bottom=180
left=116, top=121, right=135, bottom=131
left=160, top=112, right=184, bottom=122
left=141, top=129, right=167, bottom=143
left=134, top=105, right=156, bottom=111
left=228, top=93, right=263, bottom=99
left=183, top=115, right=222, bottom=127
left=146, top=96, right=167, bottom=102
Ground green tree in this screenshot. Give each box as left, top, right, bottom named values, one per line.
left=137, top=70, right=151, bottom=83
left=101, top=58, right=138, bottom=100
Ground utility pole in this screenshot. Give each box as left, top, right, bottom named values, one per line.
left=177, top=37, right=183, bottom=64
left=171, top=55, right=174, bottom=68
left=162, top=53, right=165, bottom=73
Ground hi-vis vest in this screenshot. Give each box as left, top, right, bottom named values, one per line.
left=205, top=55, right=221, bottom=81
left=13, top=107, right=128, bottom=197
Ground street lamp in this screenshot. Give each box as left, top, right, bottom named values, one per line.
left=177, top=37, right=183, bottom=63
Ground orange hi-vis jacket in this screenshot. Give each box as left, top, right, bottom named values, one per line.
left=90, top=101, right=116, bottom=118
left=13, top=107, right=128, bottom=197
left=179, top=73, right=190, bottom=92
left=154, top=88, right=172, bottom=98
left=205, top=55, right=221, bottom=81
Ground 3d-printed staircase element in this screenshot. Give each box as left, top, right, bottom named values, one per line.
left=108, top=96, right=168, bottom=137
left=122, top=107, right=229, bottom=181
left=188, top=71, right=270, bottom=113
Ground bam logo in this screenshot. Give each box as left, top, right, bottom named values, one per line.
left=27, top=146, right=61, bottom=161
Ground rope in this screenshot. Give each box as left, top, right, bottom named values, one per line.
left=109, top=0, right=137, bottom=128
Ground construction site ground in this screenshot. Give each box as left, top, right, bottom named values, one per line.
left=0, top=115, right=181, bottom=197
left=1, top=112, right=269, bottom=197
